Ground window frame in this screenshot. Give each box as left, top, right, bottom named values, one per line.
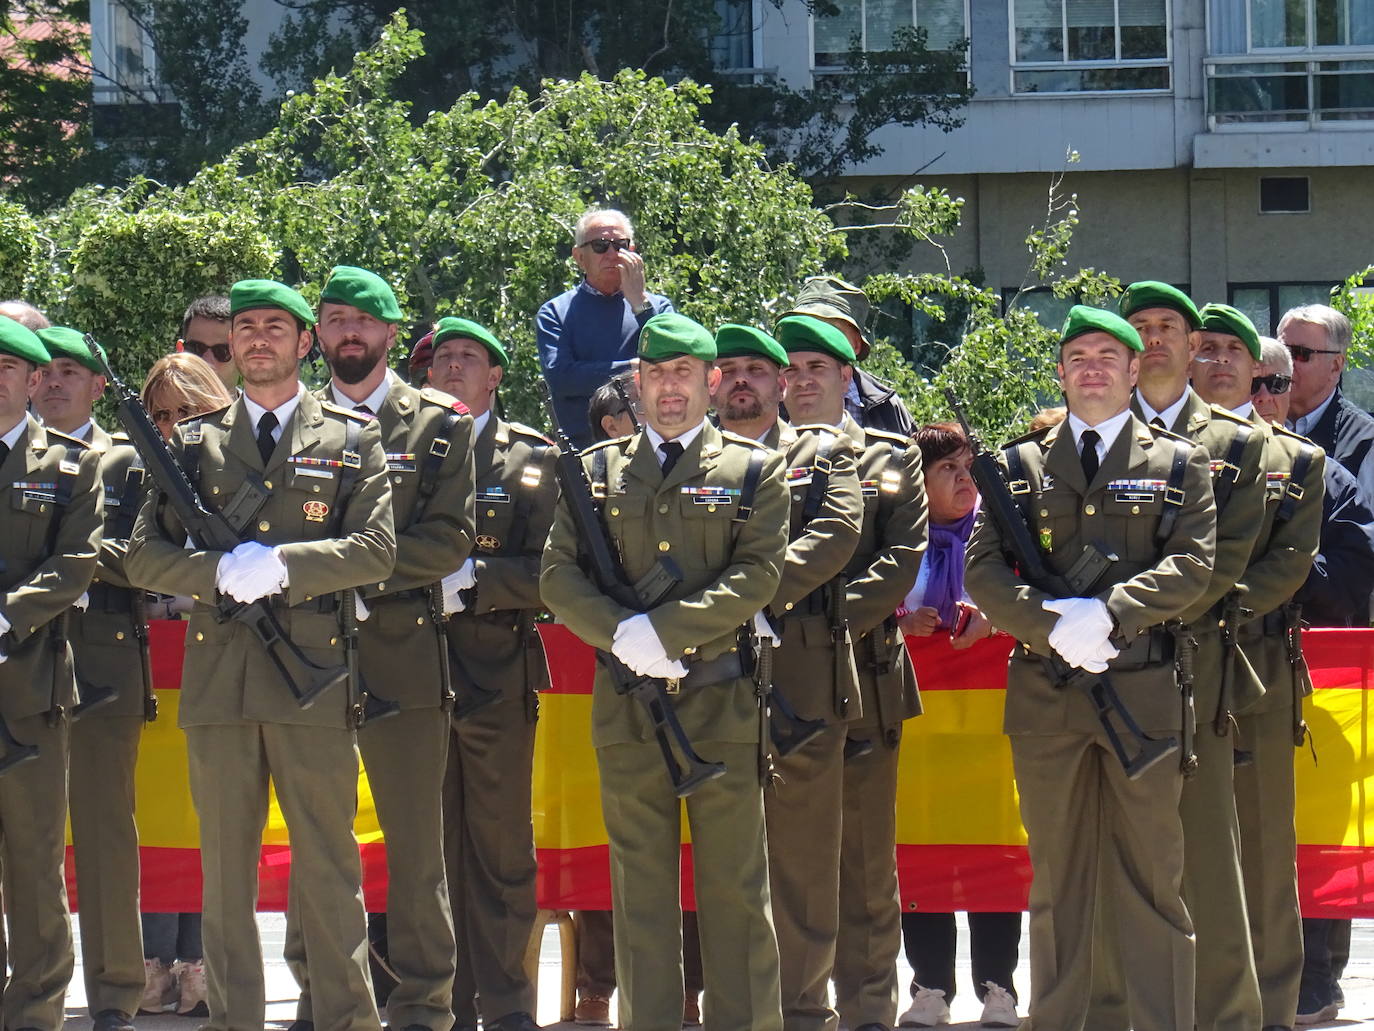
left=1007, top=0, right=1174, bottom=97
left=809, top=0, right=973, bottom=76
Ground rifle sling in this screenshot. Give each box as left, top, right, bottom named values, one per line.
left=1276, top=442, right=1314, bottom=524
left=1153, top=439, right=1192, bottom=545
left=1211, top=423, right=1252, bottom=514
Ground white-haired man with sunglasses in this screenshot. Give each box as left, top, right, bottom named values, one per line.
left=536, top=208, right=674, bottom=448
left=1279, top=304, right=1374, bottom=507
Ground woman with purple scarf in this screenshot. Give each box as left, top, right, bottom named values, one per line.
left=894, top=423, right=1021, bottom=1029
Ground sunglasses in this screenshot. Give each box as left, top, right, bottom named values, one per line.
left=182, top=339, right=233, bottom=363
left=578, top=238, right=632, bottom=254
left=1285, top=343, right=1341, bottom=363
left=1251, top=373, right=1292, bottom=396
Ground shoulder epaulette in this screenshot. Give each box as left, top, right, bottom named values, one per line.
left=1206, top=404, right=1252, bottom=427
left=419, top=386, right=470, bottom=415
left=195, top=401, right=234, bottom=424
left=507, top=421, right=554, bottom=446
left=1271, top=423, right=1316, bottom=447
left=1002, top=425, right=1053, bottom=449
left=862, top=427, right=910, bottom=447
left=44, top=428, right=91, bottom=450
left=110, top=430, right=132, bottom=443
left=320, top=399, right=373, bottom=423
left=1148, top=424, right=1193, bottom=446
left=792, top=422, right=841, bottom=436
left=719, top=429, right=769, bottom=450
left=582, top=435, right=630, bottom=455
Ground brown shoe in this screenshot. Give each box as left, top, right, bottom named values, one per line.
left=574, top=994, right=611, bottom=1026
left=683, top=994, right=700, bottom=1026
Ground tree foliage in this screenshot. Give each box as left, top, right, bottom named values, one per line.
left=1333, top=264, right=1374, bottom=368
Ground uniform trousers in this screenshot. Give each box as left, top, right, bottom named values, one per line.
left=185, top=722, right=379, bottom=1031
left=288, top=708, right=455, bottom=1031
left=765, top=725, right=846, bottom=1031
left=69, top=714, right=145, bottom=1016
left=835, top=728, right=903, bottom=1030
left=597, top=740, right=783, bottom=1031
left=1011, top=731, right=1193, bottom=1031
left=443, top=692, right=539, bottom=1025
left=1235, top=704, right=1303, bottom=1028
left=0, top=714, right=73, bottom=1031
left=575, top=910, right=703, bottom=1000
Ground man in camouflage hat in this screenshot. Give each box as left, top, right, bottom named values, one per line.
left=126, top=279, right=397, bottom=1031
left=427, top=316, right=558, bottom=1031
left=542, top=311, right=790, bottom=1031
left=33, top=326, right=154, bottom=1031
left=284, top=266, right=476, bottom=1031
left=712, top=322, right=864, bottom=1031
left=966, top=305, right=1217, bottom=1031
left=0, top=315, right=104, bottom=1031
left=778, top=276, right=913, bottom=436
left=777, top=313, right=926, bottom=1031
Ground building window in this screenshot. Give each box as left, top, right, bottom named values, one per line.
left=1011, top=0, right=1171, bottom=93
left=813, top=0, right=968, bottom=69
left=1259, top=175, right=1311, bottom=213
left=1228, top=282, right=1337, bottom=334
left=1207, top=0, right=1374, bottom=124
left=90, top=0, right=159, bottom=103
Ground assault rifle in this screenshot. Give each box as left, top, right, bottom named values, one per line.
left=946, top=390, right=1177, bottom=778
left=85, top=334, right=347, bottom=708
left=540, top=382, right=724, bottom=796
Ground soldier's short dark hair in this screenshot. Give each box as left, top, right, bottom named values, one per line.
left=914, top=422, right=968, bottom=467
left=180, top=295, right=231, bottom=338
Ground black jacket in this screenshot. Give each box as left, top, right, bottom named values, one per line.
left=845, top=368, right=914, bottom=437
left=1301, top=387, right=1374, bottom=506
left=1296, top=459, right=1374, bottom=627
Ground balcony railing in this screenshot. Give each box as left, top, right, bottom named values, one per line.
left=1206, top=52, right=1374, bottom=128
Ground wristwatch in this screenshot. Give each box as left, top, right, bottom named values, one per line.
left=631, top=299, right=653, bottom=316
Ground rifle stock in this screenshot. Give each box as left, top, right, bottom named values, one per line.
left=945, top=389, right=1177, bottom=779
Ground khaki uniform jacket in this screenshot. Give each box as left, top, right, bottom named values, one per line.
left=0, top=414, right=104, bottom=720
left=1237, top=416, right=1325, bottom=716
left=125, top=390, right=396, bottom=730
left=964, top=415, right=1217, bottom=736
left=446, top=416, right=560, bottom=709
left=540, top=421, right=788, bottom=748
left=762, top=419, right=863, bottom=722
left=840, top=413, right=927, bottom=740
left=69, top=423, right=153, bottom=719
left=317, top=378, right=476, bottom=711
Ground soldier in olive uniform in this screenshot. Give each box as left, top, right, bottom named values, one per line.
left=125, top=280, right=397, bottom=1031
left=31, top=327, right=154, bottom=1031
left=541, top=312, right=789, bottom=1031
left=0, top=316, right=104, bottom=1031
left=427, top=317, right=558, bottom=1031
left=284, top=267, right=475, bottom=1031
left=710, top=323, right=863, bottom=1031
left=1109, top=282, right=1266, bottom=1031
left=965, top=306, right=1217, bottom=1031
left=1191, top=307, right=1324, bottom=1031
left=775, top=315, right=926, bottom=1031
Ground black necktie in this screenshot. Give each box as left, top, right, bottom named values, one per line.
left=659, top=440, right=684, bottom=477
left=1080, top=429, right=1101, bottom=484
left=256, top=412, right=279, bottom=466
left=1150, top=416, right=1165, bottom=430
left=354, top=403, right=374, bottom=418
left=0, top=442, right=9, bottom=468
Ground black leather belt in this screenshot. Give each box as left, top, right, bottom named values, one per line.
left=665, top=650, right=749, bottom=694
left=86, top=582, right=134, bottom=613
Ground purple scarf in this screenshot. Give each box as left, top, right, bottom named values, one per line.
left=921, top=501, right=979, bottom=629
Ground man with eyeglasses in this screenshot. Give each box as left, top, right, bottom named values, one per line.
left=1279, top=304, right=1374, bottom=507
left=1191, top=308, right=1325, bottom=1031
left=536, top=208, right=674, bottom=448
left=176, top=296, right=237, bottom=393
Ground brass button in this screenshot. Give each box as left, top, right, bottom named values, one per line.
left=191, top=593, right=200, bottom=601
left=487, top=509, right=496, bottom=518
left=394, top=476, right=403, bottom=485
left=195, top=632, right=204, bottom=642
left=304, top=595, right=312, bottom=602
left=416, top=617, right=425, bottom=625
left=785, top=602, right=794, bottom=611
left=264, top=480, right=273, bottom=490
left=39, top=503, right=47, bottom=513
left=115, top=631, right=125, bottom=640
left=610, top=507, right=621, bottom=517
left=1131, top=504, right=1141, bottom=515
left=708, top=504, right=717, bottom=513
left=314, top=485, right=321, bottom=493
left=1084, top=504, right=1096, bottom=516
left=658, top=541, right=671, bottom=552
left=730, top=646, right=737, bottom=653
left=377, top=582, right=386, bottom=591
left=330, top=636, right=339, bottom=646
left=1039, top=509, right=1049, bottom=518
left=684, top=646, right=697, bottom=655
left=212, top=486, right=220, bottom=495
left=658, top=504, right=669, bottom=514
left=258, top=520, right=271, bottom=532
left=793, top=493, right=802, bottom=502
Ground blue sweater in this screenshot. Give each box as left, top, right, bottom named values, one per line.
left=536, top=280, right=674, bottom=447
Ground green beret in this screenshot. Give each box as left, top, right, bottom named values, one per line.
left=36, top=327, right=105, bottom=374
left=432, top=317, right=508, bottom=367
left=638, top=312, right=715, bottom=364
left=1118, top=281, right=1201, bottom=329
left=1198, top=303, right=1261, bottom=360
left=0, top=315, right=49, bottom=365
left=229, top=279, right=316, bottom=329
left=319, top=265, right=402, bottom=324
left=714, top=324, right=787, bottom=367
left=776, top=314, right=857, bottom=364
left=1060, top=305, right=1144, bottom=352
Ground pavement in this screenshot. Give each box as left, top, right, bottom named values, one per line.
left=64, top=913, right=1374, bottom=1029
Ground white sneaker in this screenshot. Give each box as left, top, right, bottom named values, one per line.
left=139, top=958, right=176, bottom=1014
left=898, top=987, right=950, bottom=1027
left=979, top=982, right=1018, bottom=1028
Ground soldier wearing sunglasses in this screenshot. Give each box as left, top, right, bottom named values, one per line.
left=176, top=296, right=238, bottom=393
left=536, top=208, right=674, bottom=448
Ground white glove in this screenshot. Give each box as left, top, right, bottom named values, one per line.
left=643, top=655, right=689, bottom=680
left=0, top=610, right=11, bottom=636
left=1043, top=597, right=1116, bottom=670
left=441, top=559, right=478, bottom=615
left=74, top=591, right=90, bottom=612
left=354, top=590, right=370, bottom=622
left=612, top=613, right=675, bottom=676
left=217, top=542, right=287, bottom=603
left=753, top=611, right=781, bottom=648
